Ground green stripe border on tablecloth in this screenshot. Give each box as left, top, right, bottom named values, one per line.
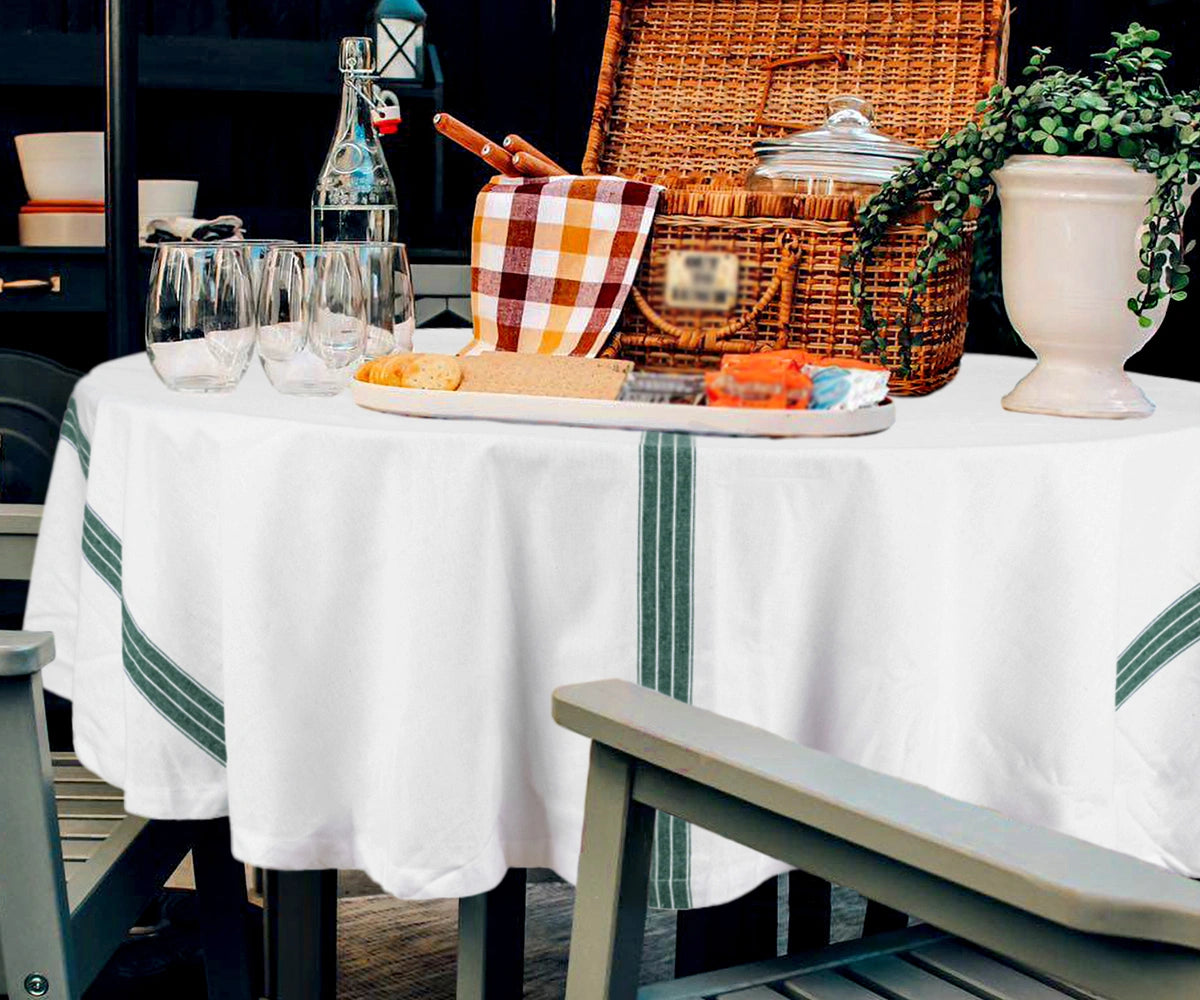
left=638, top=431, right=695, bottom=909
left=65, top=399, right=228, bottom=765
left=1117, top=583, right=1200, bottom=708
left=60, top=398, right=91, bottom=478
left=80, top=503, right=227, bottom=764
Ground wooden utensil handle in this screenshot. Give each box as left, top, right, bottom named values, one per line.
left=432, top=112, right=492, bottom=155
left=511, top=151, right=567, bottom=178
left=480, top=143, right=521, bottom=177
left=433, top=113, right=521, bottom=176
left=502, top=135, right=570, bottom=176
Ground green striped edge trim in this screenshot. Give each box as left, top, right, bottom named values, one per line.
left=82, top=505, right=122, bottom=596
left=638, top=431, right=695, bottom=909
left=121, top=606, right=227, bottom=763
left=1117, top=583, right=1200, bottom=708
left=60, top=398, right=91, bottom=478
left=79, top=503, right=228, bottom=765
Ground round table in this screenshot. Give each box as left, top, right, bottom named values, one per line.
left=25, top=345, right=1200, bottom=910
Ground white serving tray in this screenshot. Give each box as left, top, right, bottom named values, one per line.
left=352, top=381, right=894, bottom=438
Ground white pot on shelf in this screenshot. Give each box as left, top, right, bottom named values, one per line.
left=992, top=154, right=1186, bottom=419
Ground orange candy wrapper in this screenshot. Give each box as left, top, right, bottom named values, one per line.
left=705, top=366, right=813, bottom=410
left=707, top=350, right=889, bottom=411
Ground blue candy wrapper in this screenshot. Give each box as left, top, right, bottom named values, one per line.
left=803, top=363, right=890, bottom=411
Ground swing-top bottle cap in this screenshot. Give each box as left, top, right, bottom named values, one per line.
left=340, top=37, right=376, bottom=76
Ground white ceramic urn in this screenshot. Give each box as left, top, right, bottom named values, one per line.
left=992, top=155, right=1172, bottom=418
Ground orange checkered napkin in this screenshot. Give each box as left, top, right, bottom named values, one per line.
left=468, top=175, right=663, bottom=357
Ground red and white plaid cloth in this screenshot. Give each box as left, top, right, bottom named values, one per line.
left=469, top=175, right=663, bottom=357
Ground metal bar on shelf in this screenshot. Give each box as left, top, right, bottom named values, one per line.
left=105, top=0, right=139, bottom=359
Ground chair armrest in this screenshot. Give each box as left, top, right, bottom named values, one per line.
left=0, top=631, right=55, bottom=677
left=0, top=503, right=44, bottom=537
left=553, top=679, right=1200, bottom=952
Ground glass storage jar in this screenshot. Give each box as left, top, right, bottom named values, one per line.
left=745, top=96, right=923, bottom=204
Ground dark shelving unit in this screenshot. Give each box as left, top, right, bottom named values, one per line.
left=0, top=30, right=445, bottom=358
left=0, top=31, right=443, bottom=97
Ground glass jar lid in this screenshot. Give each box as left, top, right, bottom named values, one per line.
left=750, top=96, right=923, bottom=187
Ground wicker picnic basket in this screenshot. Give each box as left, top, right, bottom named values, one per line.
left=585, top=0, right=1009, bottom=394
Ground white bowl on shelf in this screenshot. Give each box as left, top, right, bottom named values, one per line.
left=139, top=179, right=199, bottom=232
left=19, top=212, right=106, bottom=247
left=15, top=132, right=105, bottom=202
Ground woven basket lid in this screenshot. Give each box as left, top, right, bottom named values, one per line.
left=584, top=0, right=1009, bottom=179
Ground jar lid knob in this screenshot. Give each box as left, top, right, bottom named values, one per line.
left=827, top=95, right=874, bottom=130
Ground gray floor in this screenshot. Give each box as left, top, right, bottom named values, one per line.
left=336, top=870, right=871, bottom=999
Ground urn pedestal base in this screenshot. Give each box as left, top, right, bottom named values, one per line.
left=1001, top=357, right=1155, bottom=419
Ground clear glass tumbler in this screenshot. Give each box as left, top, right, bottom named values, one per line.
left=257, top=244, right=368, bottom=397
left=327, top=242, right=415, bottom=359
left=224, top=239, right=297, bottom=300
left=145, top=244, right=257, bottom=393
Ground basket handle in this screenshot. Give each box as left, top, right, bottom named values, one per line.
left=754, top=50, right=850, bottom=133
left=629, top=236, right=801, bottom=353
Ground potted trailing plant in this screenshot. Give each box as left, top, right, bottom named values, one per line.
left=849, top=25, right=1200, bottom=417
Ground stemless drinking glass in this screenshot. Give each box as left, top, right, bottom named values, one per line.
left=224, top=239, right=297, bottom=299
left=257, top=244, right=367, bottom=396
left=328, top=242, right=416, bottom=358
left=145, top=244, right=257, bottom=393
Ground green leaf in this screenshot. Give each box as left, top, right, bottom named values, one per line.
left=1138, top=314, right=1155, bottom=328
left=1043, top=136, right=1061, bottom=154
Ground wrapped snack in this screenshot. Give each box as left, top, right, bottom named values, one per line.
left=720, top=350, right=811, bottom=375
left=620, top=371, right=707, bottom=405
left=801, top=356, right=890, bottom=411
left=704, top=368, right=812, bottom=410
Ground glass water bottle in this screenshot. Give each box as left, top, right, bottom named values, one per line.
left=311, top=37, right=400, bottom=243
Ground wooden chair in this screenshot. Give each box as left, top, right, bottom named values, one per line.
left=555, top=679, right=1200, bottom=1000
left=0, top=350, right=80, bottom=504
left=0, top=503, right=40, bottom=589
left=0, top=631, right=254, bottom=1000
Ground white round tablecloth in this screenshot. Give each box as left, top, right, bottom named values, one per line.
left=25, top=342, right=1200, bottom=909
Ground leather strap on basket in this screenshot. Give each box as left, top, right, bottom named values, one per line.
left=754, top=50, right=850, bottom=132
left=630, top=235, right=801, bottom=353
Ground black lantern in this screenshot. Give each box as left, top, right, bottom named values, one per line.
left=372, top=0, right=427, bottom=83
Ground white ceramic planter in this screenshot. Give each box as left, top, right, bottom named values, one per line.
left=992, top=155, right=1178, bottom=418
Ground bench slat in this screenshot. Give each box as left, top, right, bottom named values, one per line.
left=54, top=779, right=123, bottom=798
left=52, top=765, right=107, bottom=782
left=846, top=956, right=979, bottom=999
left=55, top=799, right=127, bottom=819
left=58, top=818, right=123, bottom=838
left=782, top=971, right=887, bottom=999
left=910, top=942, right=1097, bottom=1000
left=60, top=837, right=105, bottom=863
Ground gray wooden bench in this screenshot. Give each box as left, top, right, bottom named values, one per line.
left=0, top=630, right=254, bottom=1000
left=554, top=679, right=1200, bottom=1000
left=0, top=503, right=40, bottom=583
